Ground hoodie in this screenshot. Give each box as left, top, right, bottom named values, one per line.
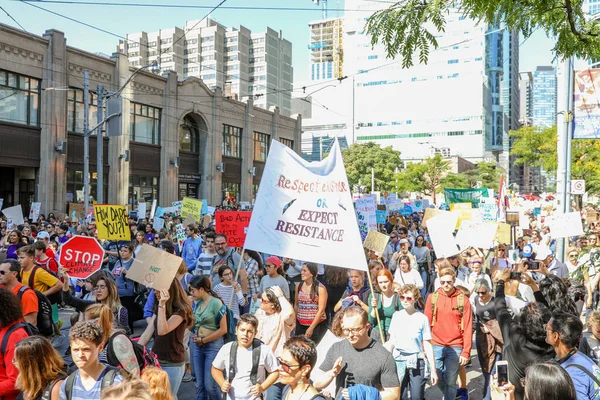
left=424, top=287, right=473, bottom=359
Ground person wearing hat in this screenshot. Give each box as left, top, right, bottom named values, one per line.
left=535, top=246, right=569, bottom=279
left=258, top=256, right=290, bottom=299
left=390, top=238, right=417, bottom=273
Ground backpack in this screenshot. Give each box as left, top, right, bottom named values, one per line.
left=16, top=285, right=54, bottom=337
left=27, top=265, right=62, bottom=305
left=0, top=322, right=33, bottom=368
left=430, top=290, right=466, bottom=331
left=217, top=304, right=237, bottom=344
left=226, top=338, right=262, bottom=394
left=64, top=367, right=120, bottom=400
left=105, top=332, right=160, bottom=374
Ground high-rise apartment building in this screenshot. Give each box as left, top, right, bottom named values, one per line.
left=532, top=66, right=557, bottom=127
left=119, top=19, right=293, bottom=116
left=308, top=18, right=344, bottom=81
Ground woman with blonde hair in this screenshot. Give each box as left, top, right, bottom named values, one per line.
left=14, top=336, right=66, bottom=400
left=100, top=379, right=153, bottom=400
left=141, top=367, right=174, bottom=400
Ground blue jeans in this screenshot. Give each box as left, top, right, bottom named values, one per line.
left=396, top=358, right=426, bottom=400
left=193, top=337, right=224, bottom=400
left=433, top=345, right=462, bottom=400
left=482, top=353, right=502, bottom=400
left=266, top=381, right=285, bottom=400
left=420, top=268, right=429, bottom=298
left=162, top=364, right=185, bottom=400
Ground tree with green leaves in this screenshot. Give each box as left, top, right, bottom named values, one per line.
left=342, top=142, right=403, bottom=192
left=510, top=125, right=600, bottom=195
left=465, top=161, right=502, bottom=191
left=366, top=0, right=600, bottom=68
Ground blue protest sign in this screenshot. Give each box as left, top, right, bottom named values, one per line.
left=201, top=199, right=209, bottom=215
left=376, top=210, right=387, bottom=224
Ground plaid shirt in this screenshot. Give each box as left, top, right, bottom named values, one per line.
left=244, top=257, right=261, bottom=297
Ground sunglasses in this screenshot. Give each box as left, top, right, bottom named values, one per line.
left=399, top=295, right=414, bottom=301
left=476, top=291, right=488, bottom=295
left=0, top=270, right=8, bottom=275
left=440, top=280, right=453, bottom=285
left=277, top=357, right=301, bottom=373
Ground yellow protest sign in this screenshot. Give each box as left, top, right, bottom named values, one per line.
left=126, top=244, right=184, bottom=290
left=363, top=230, right=390, bottom=254
left=181, top=197, right=203, bottom=220
left=488, top=222, right=511, bottom=245
left=450, top=203, right=473, bottom=229
left=94, top=205, right=131, bottom=241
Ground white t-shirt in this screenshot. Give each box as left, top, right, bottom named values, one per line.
left=491, top=257, right=513, bottom=270
left=394, top=268, right=424, bottom=289
left=388, top=310, right=432, bottom=356
left=212, top=341, right=279, bottom=400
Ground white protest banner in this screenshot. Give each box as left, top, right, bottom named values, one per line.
left=2, top=205, right=24, bottom=225
left=545, top=212, right=584, bottom=239
left=127, top=244, right=184, bottom=290
left=176, top=223, right=186, bottom=252
left=153, top=217, right=165, bottom=231
left=29, top=202, right=41, bottom=221
left=427, top=211, right=460, bottom=257
left=455, top=220, right=497, bottom=250
left=150, top=199, right=157, bottom=219
left=244, top=140, right=368, bottom=271
left=137, top=201, right=147, bottom=219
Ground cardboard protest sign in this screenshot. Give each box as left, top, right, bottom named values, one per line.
left=181, top=197, right=203, bottom=220
left=127, top=244, right=184, bottom=290
left=2, top=205, right=24, bottom=225
left=150, top=199, right=157, bottom=219
left=427, top=211, right=460, bottom=258
left=376, top=210, right=387, bottom=225
left=491, top=222, right=512, bottom=245
left=68, top=203, right=84, bottom=220
left=182, top=215, right=196, bottom=227
left=546, top=212, right=584, bottom=239
left=202, top=214, right=211, bottom=227
left=587, top=210, right=599, bottom=223
left=153, top=217, right=165, bottom=231
left=94, top=205, right=131, bottom=241
left=215, top=211, right=252, bottom=247
left=244, top=140, right=368, bottom=271
left=519, top=212, right=530, bottom=230
left=176, top=224, right=186, bottom=252
left=363, top=230, right=389, bottom=254
left=29, top=202, right=41, bottom=221
left=422, top=208, right=446, bottom=228
left=137, top=201, right=146, bottom=219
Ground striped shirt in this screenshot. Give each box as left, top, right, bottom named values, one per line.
left=296, top=284, right=326, bottom=326
left=196, top=251, right=216, bottom=276
left=244, top=258, right=260, bottom=298
left=214, top=283, right=245, bottom=321
left=59, top=368, right=124, bottom=400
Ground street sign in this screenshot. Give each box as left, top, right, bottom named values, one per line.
left=571, top=180, right=586, bottom=195
left=59, top=236, right=105, bottom=279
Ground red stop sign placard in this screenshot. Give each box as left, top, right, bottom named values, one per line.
left=59, top=236, right=105, bottom=279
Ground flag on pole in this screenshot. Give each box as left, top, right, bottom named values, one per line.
left=497, top=175, right=509, bottom=223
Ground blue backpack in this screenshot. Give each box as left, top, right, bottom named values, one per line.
left=217, top=303, right=237, bottom=343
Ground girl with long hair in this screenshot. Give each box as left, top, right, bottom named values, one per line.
left=133, top=231, right=148, bottom=256
left=60, top=269, right=130, bottom=335
left=369, top=268, right=403, bottom=342
left=412, top=234, right=431, bottom=298
left=141, top=367, right=174, bottom=400
left=14, top=336, right=66, bottom=400
left=3, top=230, right=26, bottom=260
left=393, top=255, right=424, bottom=290
left=294, top=262, right=328, bottom=345
left=324, top=265, right=350, bottom=323
left=139, top=278, right=194, bottom=399
left=112, top=243, right=141, bottom=332
left=188, top=275, right=227, bottom=400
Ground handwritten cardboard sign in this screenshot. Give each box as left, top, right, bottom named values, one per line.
left=363, top=230, right=390, bottom=254
left=215, top=211, right=252, bottom=247
left=68, top=203, right=85, bottom=220
left=181, top=197, right=202, bottom=220
left=182, top=214, right=196, bottom=227
left=94, top=205, right=131, bottom=241
left=127, top=244, right=184, bottom=290
left=176, top=224, right=186, bottom=252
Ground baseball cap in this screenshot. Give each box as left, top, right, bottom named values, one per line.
left=535, top=246, right=552, bottom=261
left=265, top=256, right=282, bottom=268
left=522, top=244, right=534, bottom=258
left=399, top=238, right=410, bottom=245
left=36, top=231, right=50, bottom=240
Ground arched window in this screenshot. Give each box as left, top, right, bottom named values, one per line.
left=179, top=115, right=199, bottom=153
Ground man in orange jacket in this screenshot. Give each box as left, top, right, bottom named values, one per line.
left=425, top=267, right=473, bottom=400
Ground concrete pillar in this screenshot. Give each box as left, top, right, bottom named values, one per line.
left=40, top=29, right=68, bottom=214
left=240, top=99, right=254, bottom=202
left=160, top=71, right=179, bottom=206
left=108, top=53, right=131, bottom=205
left=294, top=114, right=303, bottom=154
left=271, top=106, right=280, bottom=141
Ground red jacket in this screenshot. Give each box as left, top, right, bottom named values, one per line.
left=0, top=322, right=29, bottom=400
left=424, top=288, right=473, bottom=359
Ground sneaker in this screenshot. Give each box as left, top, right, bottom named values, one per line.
left=182, top=373, right=194, bottom=383
left=456, top=388, right=469, bottom=400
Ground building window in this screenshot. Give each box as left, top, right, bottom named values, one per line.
left=253, top=131, right=270, bottom=161
left=222, top=182, right=240, bottom=204
left=67, top=169, right=108, bottom=204
left=179, top=115, right=199, bottom=153
left=0, top=70, right=40, bottom=127
left=67, top=89, right=98, bottom=133
left=130, top=103, right=161, bottom=145
left=129, top=175, right=159, bottom=207
left=280, top=138, right=293, bottom=149
left=222, top=124, right=242, bottom=158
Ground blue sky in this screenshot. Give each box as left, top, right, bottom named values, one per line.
left=1, top=0, right=556, bottom=81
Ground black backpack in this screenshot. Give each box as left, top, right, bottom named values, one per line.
left=27, top=265, right=62, bottom=305
left=0, top=322, right=33, bottom=368
left=225, top=338, right=262, bottom=400
left=105, top=332, right=160, bottom=375
left=17, top=285, right=54, bottom=337
left=64, top=367, right=120, bottom=400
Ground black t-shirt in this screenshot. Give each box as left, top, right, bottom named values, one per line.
left=579, top=332, right=600, bottom=366
left=474, top=297, right=496, bottom=326
left=320, top=339, right=399, bottom=399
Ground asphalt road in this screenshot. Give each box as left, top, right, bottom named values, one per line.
left=55, top=309, right=484, bottom=400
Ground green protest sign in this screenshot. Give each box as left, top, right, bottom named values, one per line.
left=444, top=188, right=489, bottom=207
